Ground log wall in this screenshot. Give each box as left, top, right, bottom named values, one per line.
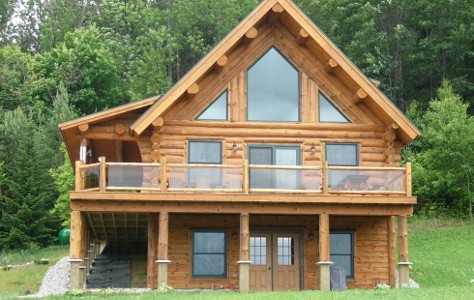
left=164, top=214, right=392, bottom=290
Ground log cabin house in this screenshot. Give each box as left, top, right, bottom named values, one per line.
left=59, top=0, right=420, bottom=292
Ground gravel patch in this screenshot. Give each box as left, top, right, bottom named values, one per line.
left=36, top=256, right=70, bottom=297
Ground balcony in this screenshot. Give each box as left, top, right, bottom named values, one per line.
left=75, top=157, right=412, bottom=196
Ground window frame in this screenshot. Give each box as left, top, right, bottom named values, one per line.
left=248, top=145, right=301, bottom=166
left=195, top=90, right=228, bottom=121
left=318, top=92, right=350, bottom=123
left=330, top=231, right=355, bottom=279
left=324, top=143, right=359, bottom=167
left=246, top=47, right=301, bottom=123
left=191, top=230, right=227, bottom=278
left=188, top=140, right=223, bottom=165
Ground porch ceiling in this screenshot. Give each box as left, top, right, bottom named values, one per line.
left=85, top=212, right=148, bottom=242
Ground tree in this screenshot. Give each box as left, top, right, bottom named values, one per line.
left=0, top=108, right=58, bottom=249
left=49, top=144, right=74, bottom=227
left=411, top=81, right=474, bottom=219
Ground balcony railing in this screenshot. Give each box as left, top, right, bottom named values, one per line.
left=75, top=157, right=412, bottom=196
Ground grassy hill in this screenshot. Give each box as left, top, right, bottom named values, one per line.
left=409, top=218, right=474, bottom=287
left=0, top=219, right=473, bottom=299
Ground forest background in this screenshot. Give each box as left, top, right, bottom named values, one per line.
left=0, top=0, right=473, bottom=250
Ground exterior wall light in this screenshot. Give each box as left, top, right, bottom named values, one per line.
left=310, top=143, right=317, bottom=155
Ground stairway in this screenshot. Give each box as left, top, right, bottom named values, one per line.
left=86, top=254, right=132, bottom=289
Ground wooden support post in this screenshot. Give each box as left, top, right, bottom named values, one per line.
left=115, top=141, right=123, bottom=162
left=317, top=213, right=332, bottom=291
left=147, top=213, right=159, bottom=289
left=70, top=211, right=85, bottom=289
left=405, top=162, right=412, bottom=196
left=160, top=157, right=167, bottom=192
left=157, top=212, right=170, bottom=288
left=296, top=28, right=309, bottom=46
left=322, top=162, right=329, bottom=194
left=398, top=215, right=411, bottom=288
left=243, top=160, right=249, bottom=194
left=75, top=161, right=84, bottom=191
left=238, top=213, right=251, bottom=293
left=388, top=216, right=396, bottom=287
left=99, top=156, right=106, bottom=192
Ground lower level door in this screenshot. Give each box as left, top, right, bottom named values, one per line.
left=249, top=233, right=300, bottom=291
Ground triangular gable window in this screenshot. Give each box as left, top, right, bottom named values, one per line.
left=319, top=92, right=350, bottom=123
left=247, top=47, right=299, bottom=122
left=196, top=91, right=228, bottom=121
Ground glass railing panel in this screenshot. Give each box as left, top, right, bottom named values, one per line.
left=249, top=166, right=322, bottom=192
left=328, top=168, right=405, bottom=193
left=167, top=164, right=243, bottom=191
left=82, top=166, right=100, bottom=190
left=107, top=163, right=160, bottom=190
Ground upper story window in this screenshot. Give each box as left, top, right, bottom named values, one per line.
left=319, top=92, right=350, bottom=123
left=187, top=141, right=222, bottom=188
left=325, top=143, right=358, bottom=166
left=247, top=47, right=299, bottom=122
left=188, top=141, right=222, bottom=164
left=196, top=90, right=228, bottom=121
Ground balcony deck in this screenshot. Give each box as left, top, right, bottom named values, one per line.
left=73, top=158, right=415, bottom=215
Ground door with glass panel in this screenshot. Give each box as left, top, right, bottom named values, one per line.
left=249, top=233, right=300, bottom=291
left=248, top=146, right=299, bottom=190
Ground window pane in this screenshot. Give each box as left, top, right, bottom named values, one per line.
left=248, top=48, right=299, bottom=122
left=197, top=91, right=227, bottom=120
left=193, top=231, right=226, bottom=277
left=326, top=144, right=358, bottom=166
left=250, top=237, right=267, bottom=266
left=194, top=232, right=225, bottom=253
left=319, top=93, right=349, bottom=123
left=277, top=237, right=294, bottom=266
left=330, top=233, right=353, bottom=278
left=331, top=255, right=353, bottom=277
left=330, top=233, right=352, bottom=254
left=189, top=141, right=221, bottom=164
left=193, top=254, right=225, bottom=276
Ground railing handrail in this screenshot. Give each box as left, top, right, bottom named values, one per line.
left=328, top=166, right=405, bottom=171
left=249, top=164, right=322, bottom=170
left=78, top=162, right=101, bottom=170
left=75, top=160, right=411, bottom=196
left=107, top=162, right=161, bottom=167
left=167, top=163, right=242, bottom=169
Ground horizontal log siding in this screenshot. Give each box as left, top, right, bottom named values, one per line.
left=164, top=214, right=390, bottom=290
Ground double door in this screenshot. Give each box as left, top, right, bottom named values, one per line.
left=249, top=233, right=300, bottom=291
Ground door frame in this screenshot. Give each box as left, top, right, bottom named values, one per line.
left=249, top=229, right=304, bottom=290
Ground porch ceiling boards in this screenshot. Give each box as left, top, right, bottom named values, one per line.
left=85, top=212, right=148, bottom=242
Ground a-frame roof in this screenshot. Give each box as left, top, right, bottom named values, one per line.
left=129, top=0, right=420, bottom=143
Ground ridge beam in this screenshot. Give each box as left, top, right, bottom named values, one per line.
left=269, top=3, right=284, bottom=23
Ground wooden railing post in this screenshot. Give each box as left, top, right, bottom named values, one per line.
left=405, top=162, right=412, bottom=196
left=243, top=160, right=249, bottom=194
left=99, top=156, right=106, bottom=192
left=160, top=157, right=167, bottom=192
left=75, top=161, right=84, bottom=191
left=322, top=162, right=329, bottom=194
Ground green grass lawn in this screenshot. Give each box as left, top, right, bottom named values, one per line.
left=1, top=219, right=474, bottom=299
left=409, top=218, right=474, bottom=287
left=0, top=245, right=69, bottom=297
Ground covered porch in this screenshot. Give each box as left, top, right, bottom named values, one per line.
left=69, top=200, right=413, bottom=291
